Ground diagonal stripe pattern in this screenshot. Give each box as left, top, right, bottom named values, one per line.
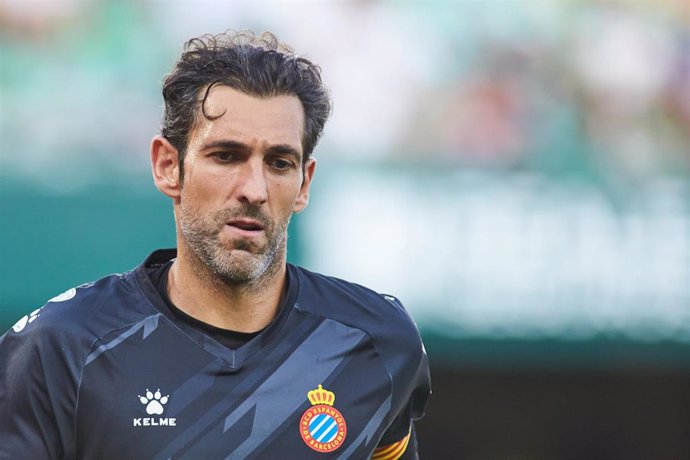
left=85, top=314, right=160, bottom=366
left=223, top=319, right=366, bottom=459
left=310, top=414, right=338, bottom=443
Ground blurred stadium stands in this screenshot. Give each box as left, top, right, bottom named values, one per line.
left=1, top=1, right=689, bottom=458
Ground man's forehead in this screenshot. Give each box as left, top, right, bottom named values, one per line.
left=196, top=85, right=305, bottom=145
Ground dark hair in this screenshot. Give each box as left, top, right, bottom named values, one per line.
left=161, top=30, right=331, bottom=183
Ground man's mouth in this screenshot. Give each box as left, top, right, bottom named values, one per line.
left=226, top=219, right=265, bottom=233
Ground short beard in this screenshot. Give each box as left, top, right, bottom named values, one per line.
left=179, top=203, right=290, bottom=287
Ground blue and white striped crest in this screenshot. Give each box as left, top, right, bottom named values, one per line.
left=308, top=413, right=339, bottom=443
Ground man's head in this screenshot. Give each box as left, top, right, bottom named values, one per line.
left=151, top=31, right=330, bottom=287
left=161, top=30, right=331, bottom=184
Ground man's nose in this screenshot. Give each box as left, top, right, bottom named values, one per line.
left=236, top=159, right=268, bottom=206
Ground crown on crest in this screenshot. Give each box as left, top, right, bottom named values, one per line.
left=307, top=384, right=335, bottom=406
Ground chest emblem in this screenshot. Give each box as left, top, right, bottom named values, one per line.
left=133, top=388, right=176, bottom=427
left=299, top=385, right=347, bottom=453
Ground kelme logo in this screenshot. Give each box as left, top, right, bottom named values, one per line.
left=133, top=389, right=177, bottom=427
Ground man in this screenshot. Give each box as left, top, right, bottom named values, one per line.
left=0, top=31, right=430, bottom=459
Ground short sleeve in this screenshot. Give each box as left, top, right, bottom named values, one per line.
left=0, top=310, right=77, bottom=459
left=373, top=342, right=431, bottom=460
left=372, top=421, right=418, bottom=460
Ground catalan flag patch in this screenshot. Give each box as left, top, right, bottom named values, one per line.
left=372, top=428, right=411, bottom=460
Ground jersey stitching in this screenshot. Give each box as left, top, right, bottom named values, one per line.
left=73, top=333, right=103, bottom=458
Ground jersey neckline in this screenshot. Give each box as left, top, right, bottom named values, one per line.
left=133, top=248, right=300, bottom=369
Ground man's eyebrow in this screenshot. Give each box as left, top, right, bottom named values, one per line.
left=200, top=140, right=301, bottom=160
left=266, top=144, right=302, bottom=160
left=200, top=140, right=248, bottom=151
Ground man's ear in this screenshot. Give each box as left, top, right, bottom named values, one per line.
left=293, top=158, right=316, bottom=213
left=151, top=135, right=181, bottom=201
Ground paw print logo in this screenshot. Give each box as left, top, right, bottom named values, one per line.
left=138, top=389, right=169, bottom=415
left=12, top=308, right=43, bottom=333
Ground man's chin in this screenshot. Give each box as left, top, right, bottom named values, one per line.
left=211, top=251, right=274, bottom=285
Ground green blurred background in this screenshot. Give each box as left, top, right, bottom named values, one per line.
left=2, top=1, right=690, bottom=458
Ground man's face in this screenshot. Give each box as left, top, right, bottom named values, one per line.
left=176, top=86, right=314, bottom=285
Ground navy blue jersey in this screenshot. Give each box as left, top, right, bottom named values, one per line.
left=0, top=250, right=430, bottom=459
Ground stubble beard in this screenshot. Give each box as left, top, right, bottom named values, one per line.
left=179, top=203, right=290, bottom=287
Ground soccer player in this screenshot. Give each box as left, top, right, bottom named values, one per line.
left=0, top=31, right=430, bottom=459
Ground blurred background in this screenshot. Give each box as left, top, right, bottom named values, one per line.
left=1, top=0, right=689, bottom=458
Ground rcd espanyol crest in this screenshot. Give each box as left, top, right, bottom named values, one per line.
left=299, top=384, right=347, bottom=453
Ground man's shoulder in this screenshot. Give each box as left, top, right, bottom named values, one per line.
left=290, top=265, right=429, bottom=415
left=290, top=265, right=422, bottom=346
left=292, top=264, right=407, bottom=311
left=2, top=266, right=152, bottom=348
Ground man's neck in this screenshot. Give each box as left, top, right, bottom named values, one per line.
left=167, top=244, right=286, bottom=333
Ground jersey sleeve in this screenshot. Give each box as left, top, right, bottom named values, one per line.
left=372, top=424, right=417, bottom=460
left=0, top=309, right=79, bottom=459
left=373, top=333, right=431, bottom=460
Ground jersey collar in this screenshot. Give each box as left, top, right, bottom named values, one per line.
left=134, top=249, right=300, bottom=369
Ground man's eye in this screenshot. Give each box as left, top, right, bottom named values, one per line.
left=270, top=158, right=294, bottom=170
left=212, top=152, right=234, bottom=163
